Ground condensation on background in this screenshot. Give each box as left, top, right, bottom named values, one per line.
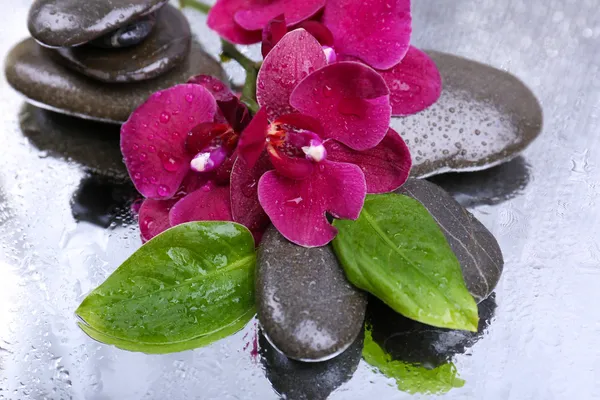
left=0, top=0, right=600, bottom=399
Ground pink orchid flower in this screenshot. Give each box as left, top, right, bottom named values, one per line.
left=208, top=0, right=442, bottom=117
left=120, top=76, right=263, bottom=242
left=234, top=29, right=412, bottom=248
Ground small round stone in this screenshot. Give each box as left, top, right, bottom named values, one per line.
left=5, top=39, right=226, bottom=124
left=28, top=0, right=168, bottom=48
left=257, top=226, right=367, bottom=362
left=89, top=13, right=156, bottom=49
left=55, top=5, right=191, bottom=83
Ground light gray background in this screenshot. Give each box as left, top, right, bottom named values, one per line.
left=0, top=0, right=599, bottom=399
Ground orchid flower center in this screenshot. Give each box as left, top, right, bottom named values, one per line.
left=267, top=122, right=327, bottom=163
left=186, top=122, right=239, bottom=173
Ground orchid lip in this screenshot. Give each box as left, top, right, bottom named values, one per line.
left=322, top=46, right=337, bottom=64
left=190, top=146, right=228, bottom=173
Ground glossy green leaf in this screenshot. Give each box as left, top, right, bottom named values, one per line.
left=76, top=221, right=257, bottom=354
left=362, top=327, right=465, bottom=394
left=333, top=193, right=479, bottom=332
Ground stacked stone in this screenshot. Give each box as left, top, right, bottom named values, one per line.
left=5, top=0, right=225, bottom=124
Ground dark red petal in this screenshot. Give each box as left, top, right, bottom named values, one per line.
left=231, top=153, right=273, bottom=244
left=290, top=61, right=391, bottom=151
left=257, top=29, right=327, bottom=120
left=298, top=20, right=334, bottom=47
left=238, top=107, right=270, bottom=168
left=380, top=46, right=443, bottom=116
left=326, top=128, right=411, bottom=193
left=207, top=0, right=262, bottom=44
left=234, top=0, right=326, bottom=31
left=258, top=160, right=366, bottom=247
left=138, top=198, right=177, bottom=242
left=262, top=14, right=288, bottom=58
left=323, top=0, right=411, bottom=70
left=267, top=145, right=315, bottom=180
left=169, top=184, right=233, bottom=226
left=121, top=84, right=218, bottom=200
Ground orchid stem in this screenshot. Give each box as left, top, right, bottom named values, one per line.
left=221, top=40, right=261, bottom=114
left=179, top=0, right=211, bottom=14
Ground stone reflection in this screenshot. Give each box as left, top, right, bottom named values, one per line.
left=259, top=328, right=364, bottom=400
left=428, top=156, right=531, bottom=207
left=19, top=104, right=126, bottom=177
left=368, top=294, right=497, bottom=369
left=71, top=173, right=138, bottom=228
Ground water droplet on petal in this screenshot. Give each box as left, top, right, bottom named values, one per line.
left=139, top=153, right=147, bottom=161
left=157, top=185, right=170, bottom=197
left=322, top=85, right=333, bottom=97
left=185, top=94, right=194, bottom=103
left=160, top=112, right=171, bottom=123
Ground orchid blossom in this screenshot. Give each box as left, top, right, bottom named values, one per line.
left=120, top=76, right=261, bottom=242
left=233, top=29, right=412, bottom=247
left=208, top=0, right=442, bottom=116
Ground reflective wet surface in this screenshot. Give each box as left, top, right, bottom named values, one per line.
left=1, top=0, right=600, bottom=399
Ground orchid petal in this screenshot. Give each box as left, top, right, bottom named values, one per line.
left=262, top=14, right=287, bottom=58
left=234, top=0, right=326, bottom=32
left=326, top=128, right=411, bottom=193
left=207, top=0, right=262, bottom=44
left=323, top=0, right=411, bottom=70
left=258, top=160, right=366, bottom=247
left=238, top=107, right=270, bottom=168
left=138, top=198, right=176, bottom=242
left=231, top=153, right=273, bottom=244
left=257, top=29, right=327, bottom=120
left=380, top=46, right=443, bottom=116
left=290, top=61, right=391, bottom=151
left=169, top=184, right=233, bottom=226
left=121, top=84, right=218, bottom=200
left=187, top=75, right=235, bottom=101
left=298, top=20, right=334, bottom=47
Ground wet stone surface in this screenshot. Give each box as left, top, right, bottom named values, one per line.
left=260, top=328, right=364, bottom=400
left=28, top=0, right=168, bottom=48
left=90, top=13, right=157, bottom=49
left=397, top=178, right=504, bottom=303
left=56, top=5, right=191, bottom=83
left=257, top=226, right=367, bottom=362
left=393, top=51, right=543, bottom=178
left=5, top=39, right=226, bottom=123
left=368, top=294, right=497, bottom=369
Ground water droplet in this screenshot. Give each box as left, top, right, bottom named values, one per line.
left=139, top=153, right=147, bottom=161
left=322, top=85, right=333, bottom=97
left=160, top=112, right=171, bottom=123
left=148, top=145, right=156, bottom=153
left=185, top=94, right=194, bottom=103
left=159, top=151, right=182, bottom=172
left=134, top=172, right=141, bottom=180
left=157, top=185, right=170, bottom=197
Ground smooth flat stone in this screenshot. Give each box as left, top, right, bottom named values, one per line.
left=368, top=294, right=496, bottom=368
left=5, top=38, right=226, bottom=124
left=28, top=0, right=167, bottom=48
left=257, top=226, right=367, bottom=362
left=56, top=5, right=191, bottom=83
left=260, top=329, right=363, bottom=400
left=19, top=104, right=126, bottom=177
left=391, top=51, right=543, bottom=178
left=396, top=178, right=504, bottom=303
left=90, top=13, right=156, bottom=49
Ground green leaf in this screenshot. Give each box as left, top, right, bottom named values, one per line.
left=76, top=221, right=257, bottom=354
left=362, top=327, right=465, bottom=394
left=332, top=193, right=479, bottom=332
